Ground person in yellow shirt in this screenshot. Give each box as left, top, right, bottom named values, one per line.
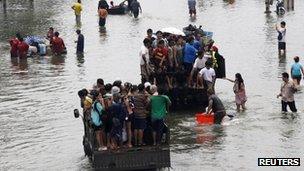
left=72, top=0, right=82, bottom=24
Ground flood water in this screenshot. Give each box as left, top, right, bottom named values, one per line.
left=1, top=0, right=304, bottom=170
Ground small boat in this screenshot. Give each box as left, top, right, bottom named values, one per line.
left=107, top=5, right=128, bottom=15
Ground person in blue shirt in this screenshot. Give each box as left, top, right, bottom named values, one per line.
left=183, top=36, right=197, bottom=86
left=193, top=32, right=202, bottom=51
left=291, top=56, right=304, bottom=86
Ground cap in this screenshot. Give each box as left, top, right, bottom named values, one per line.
left=111, top=86, right=120, bottom=95
left=144, top=82, right=152, bottom=88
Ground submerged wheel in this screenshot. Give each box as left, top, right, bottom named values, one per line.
left=83, top=136, right=92, bottom=158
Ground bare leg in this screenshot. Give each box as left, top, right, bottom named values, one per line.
left=241, top=103, right=246, bottom=110
left=293, top=79, right=299, bottom=86
left=106, top=133, right=111, bottom=148
left=152, top=131, right=157, bottom=146
left=134, top=129, right=138, bottom=146
left=166, top=76, right=173, bottom=89
left=236, top=104, right=241, bottom=112
left=127, top=122, right=132, bottom=147
left=138, top=129, right=144, bottom=145
left=96, top=131, right=102, bottom=148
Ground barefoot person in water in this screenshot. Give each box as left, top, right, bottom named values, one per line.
left=225, top=73, right=247, bottom=112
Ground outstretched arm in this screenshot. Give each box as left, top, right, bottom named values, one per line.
left=225, top=78, right=235, bottom=83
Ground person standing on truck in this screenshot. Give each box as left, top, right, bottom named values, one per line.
left=133, top=84, right=150, bottom=146
left=71, top=0, right=82, bottom=24
left=91, top=92, right=107, bottom=151
left=198, top=60, right=216, bottom=92
left=150, top=86, right=171, bottom=145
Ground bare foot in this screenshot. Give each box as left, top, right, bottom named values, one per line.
left=127, top=144, right=133, bottom=148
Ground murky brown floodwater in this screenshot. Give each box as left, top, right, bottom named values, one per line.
left=1, top=0, right=304, bottom=170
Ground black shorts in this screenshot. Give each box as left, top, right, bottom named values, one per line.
left=151, top=119, right=164, bottom=133
left=125, top=113, right=134, bottom=122
left=134, top=118, right=147, bottom=130
left=292, top=75, right=301, bottom=83
left=278, top=42, right=286, bottom=50
left=93, top=124, right=103, bottom=131
left=99, top=17, right=106, bottom=27
left=183, top=62, right=193, bottom=75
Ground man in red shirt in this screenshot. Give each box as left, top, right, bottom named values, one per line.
left=152, top=40, right=172, bottom=87
left=51, top=32, right=66, bottom=55
left=9, top=33, right=21, bottom=57
left=17, top=37, right=29, bottom=58
left=153, top=40, right=169, bottom=69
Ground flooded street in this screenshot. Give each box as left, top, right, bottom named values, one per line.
left=1, top=0, right=304, bottom=170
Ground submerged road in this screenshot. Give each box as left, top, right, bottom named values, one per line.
left=0, top=0, right=304, bottom=170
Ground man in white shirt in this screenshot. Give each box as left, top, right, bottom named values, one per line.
left=190, top=51, right=209, bottom=87
left=198, top=60, right=216, bottom=91
left=276, top=21, right=286, bottom=57
left=140, top=38, right=151, bottom=83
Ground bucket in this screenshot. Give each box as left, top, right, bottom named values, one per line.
left=195, top=113, right=214, bottom=124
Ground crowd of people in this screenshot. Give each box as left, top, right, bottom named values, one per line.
left=139, top=27, right=225, bottom=94
left=78, top=79, right=171, bottom=151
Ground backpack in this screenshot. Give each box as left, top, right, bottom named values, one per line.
left=278, top=31, right=283, bottom=41
left=93, top=101, right=108, bottom=123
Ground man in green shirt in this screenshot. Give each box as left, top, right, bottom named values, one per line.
left=150, top=86, right=171, bottom=145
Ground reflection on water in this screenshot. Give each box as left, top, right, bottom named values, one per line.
left=99, top=27, right=107, bottom=37
left=50, top=55, right=65, bottom=65
left=10, top=57, right=28, bottom=72
left=195, top=125, right=225, bottom=146
left=76, top=53, right=85, bottom=66
left=1, top=0, right=304, bottom=170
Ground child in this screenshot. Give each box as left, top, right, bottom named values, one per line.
left=291, top=56, right=304, bottom=86
left=225, top=73, right=247, bottom=112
